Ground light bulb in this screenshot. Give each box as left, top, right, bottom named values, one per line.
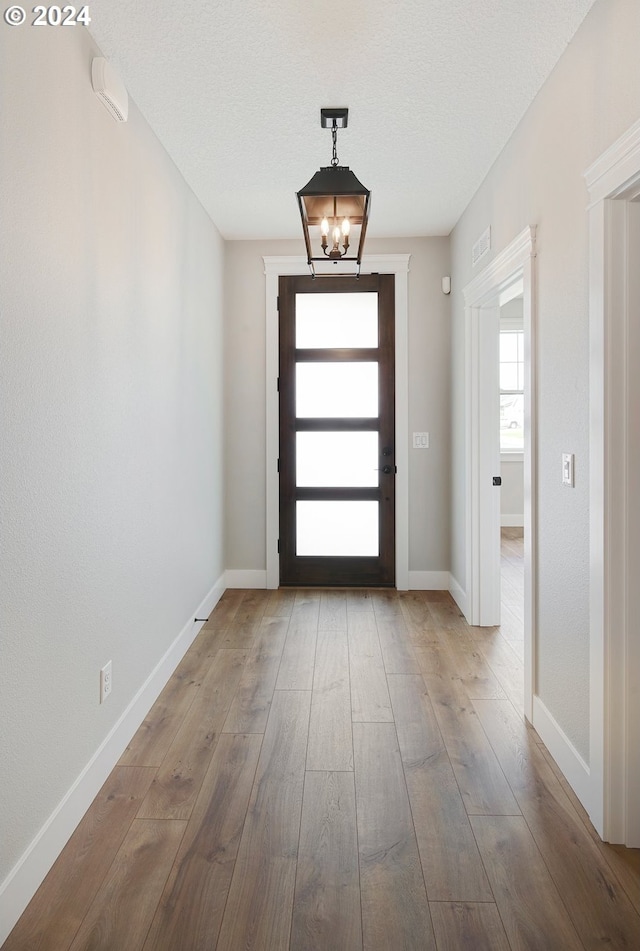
left=320, top=217, right=329, bottom=236
left=333, top=225, right=341, bottom=245
left=341, top=217, right=351, bottom=236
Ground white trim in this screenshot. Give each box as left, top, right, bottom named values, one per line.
left=408, top=570, right=450, bottom=590
left=225, top=569, right=267, bottom=589
left=0, top=576, right=225, bottom=947
left=263, top=253, right=411, bottom=591
left=463, top=227, right=534, bottom=303
left=462, top=226, right=536, bottom=723
left=499, top=278, right=524, bottom=307
left=584, top=116, right=640, bottom=206
left=532, top=695, right=593, bottom=815
left=501, top=451, right=524, bottom=463
left=500, top=316, right=524, bottom=332
left=586, top=119, right=640, bottom=845
left=501, top=515, right=524, bottom=528
left=448, top=573, right=468, bottom=617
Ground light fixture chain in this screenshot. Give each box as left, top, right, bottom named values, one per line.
left=331, top=121, right=339, bottom=167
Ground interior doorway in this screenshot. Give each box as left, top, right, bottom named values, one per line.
left=462, top=226, right=536, bottom=721
left=277, top=273, right=396, bottom=586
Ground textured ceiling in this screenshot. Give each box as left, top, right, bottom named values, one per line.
left=88, top=0, right=597, bottom=240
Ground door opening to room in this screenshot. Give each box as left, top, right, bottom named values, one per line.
left=462, top=225, right=536, bottom=718
left=278, top=273, right=395, bottom=586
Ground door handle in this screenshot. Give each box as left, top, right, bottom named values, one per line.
left=375, top=465, right=395, bottom=474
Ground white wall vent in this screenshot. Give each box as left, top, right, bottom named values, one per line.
left=472, top=226, right=491, bottom=267
left=91, top=57, right=128, bottom=123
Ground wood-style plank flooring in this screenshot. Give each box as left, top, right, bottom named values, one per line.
left=5, top=534, right=640, bottom=950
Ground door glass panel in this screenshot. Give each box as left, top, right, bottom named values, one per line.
left=297, top=431, right=378, bottom=487
left=296, top=501, right=379, bottom=556
left=296, top=293, right=378, bottom=348
left=296, top=362, right=378, bottom=417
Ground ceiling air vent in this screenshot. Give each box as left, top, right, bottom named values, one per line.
left=472, top=226, right=491, bottom=267
left=91, top=57, right=128, bottom=123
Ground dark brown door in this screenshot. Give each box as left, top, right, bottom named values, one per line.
left=278, top=273, right=395, bottom=586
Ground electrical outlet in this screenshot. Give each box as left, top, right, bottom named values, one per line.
left=100, top=661, right=112, bottom=703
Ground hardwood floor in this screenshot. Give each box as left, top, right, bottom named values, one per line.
left=5, top=567, right=640, bottom=949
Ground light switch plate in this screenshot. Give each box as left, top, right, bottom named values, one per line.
left=413, top=432, right=429, bottom=449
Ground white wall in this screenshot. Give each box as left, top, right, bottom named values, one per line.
left=0, top=25, right=225, bottom=934
left=500, top=458, right=524, bottom=527
left=450, top=0, right=640, bottom=761
left=224, top=237, right=451, bottom=579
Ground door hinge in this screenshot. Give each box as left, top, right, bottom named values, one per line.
left=277, top=458, right=280, bottom=472
left=277, top=539, right=280, bottom=553
left=277, top=296, right=280, bottom=312
left=276, top=376, right=280, bottom=392
left=493, top=476, right=502, bottom=486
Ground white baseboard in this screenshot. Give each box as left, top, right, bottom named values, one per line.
left=501, top=514, right=524, bottom=527
left=408, top=570, right=450, bottom=590
left=0, top=575, right=225, bottom=947
left=226, top=569, right=455, bottom=595
left=448, top=573, right=468, bottom=617
left=532, top=694, right=594, bottom=819
left=225, top=569, right=267, bottom=588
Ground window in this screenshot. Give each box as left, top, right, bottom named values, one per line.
left=500, top=329, right=524, bottom=452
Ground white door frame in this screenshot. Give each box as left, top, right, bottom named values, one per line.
left=462, top=226, right=536, bottom=722
left=585, top=118, right=640, bottom=845
left=263, top=254, right=411, bottom=590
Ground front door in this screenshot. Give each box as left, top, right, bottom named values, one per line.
left=278, top=273, right=395, bottom=586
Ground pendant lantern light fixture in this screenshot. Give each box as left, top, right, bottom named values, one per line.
left=296, top=108, right=370, bottom=276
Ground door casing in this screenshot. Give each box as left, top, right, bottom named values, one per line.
left=462, top=226, right=537, bottom=727
left=585, top=117, right=640, bottom=845
left=264, top=254, right=410, bottom=589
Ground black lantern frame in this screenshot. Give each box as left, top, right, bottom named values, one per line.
left=296, top=108, right=371, bottom=275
